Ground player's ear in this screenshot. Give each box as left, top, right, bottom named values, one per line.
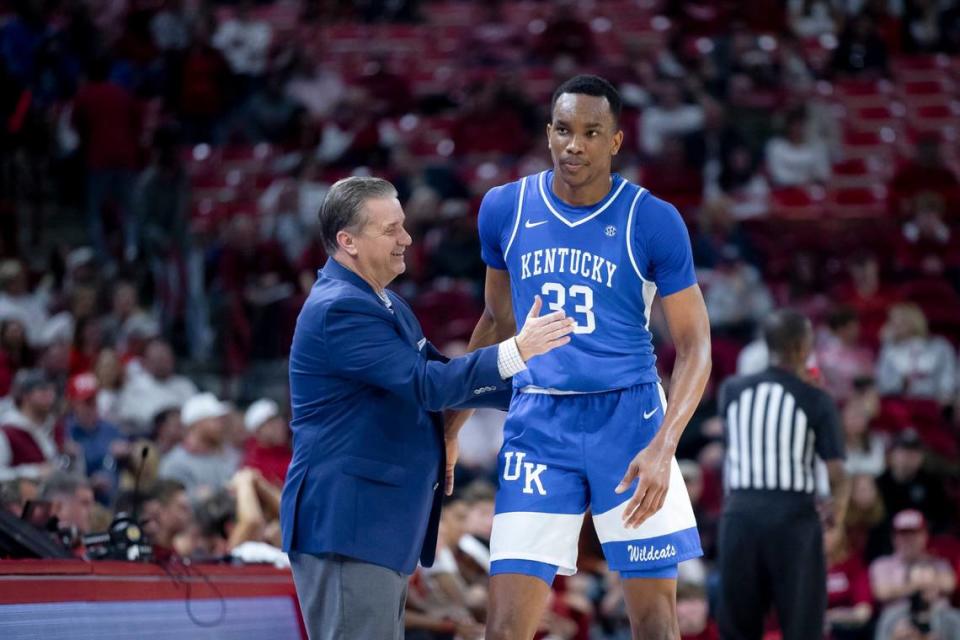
left=611, top=129, right=624, bottom=156
left=546, top=122, right=553, bottom=150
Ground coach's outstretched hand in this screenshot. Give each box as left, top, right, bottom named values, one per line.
left=515, top=295, right=575, bottom=361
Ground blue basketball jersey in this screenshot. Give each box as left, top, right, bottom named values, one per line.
left=478, top=170, right=696, bottom=392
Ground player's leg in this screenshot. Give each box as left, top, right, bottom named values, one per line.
left=486, top=571, right=553, bottom=640
left=487, top=392, right=588, bottom=640
left=585, top=384, right=703, bottom=638
left=716, top=508, right=770, bottom=640
left=763, top=508, right=826, bottom=640
left=621, top=572, right=680, bottom=640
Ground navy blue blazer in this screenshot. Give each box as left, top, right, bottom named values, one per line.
left=281, top=258, right=512, bottom=574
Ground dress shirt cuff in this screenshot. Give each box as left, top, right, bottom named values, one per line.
left=497, top=338, right=527, bottom=379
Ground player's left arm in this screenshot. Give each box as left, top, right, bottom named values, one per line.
left=617, top=284, right=712, bottom=527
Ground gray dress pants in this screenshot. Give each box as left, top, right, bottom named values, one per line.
left=289, top=552, right=408, bottom=640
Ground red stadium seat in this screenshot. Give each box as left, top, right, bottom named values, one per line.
left=770, top=187, right=825, bottom=219
left=827, top=186, right=887, bottom=218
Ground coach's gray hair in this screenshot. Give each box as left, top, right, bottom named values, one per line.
left=318, top=176, right=398, bottom=255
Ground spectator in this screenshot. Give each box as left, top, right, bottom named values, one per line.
left=875, top=304, right=957, bottom=407
left=354, top=54, right=412, bottom=118
left=817, top=306, right=876, bottom=403
left=451, top=82, right=529, bottom=157
left=876, top=429, right=953, bottom=534
left=880, top=612, right=958, bottom=640
left=134, top=478, right=193, bottom=557
left=117, top=339, right=197, bottom=435
left=691, top=197, right=759, bottom=271
left=0, top=318, right=33, bottom=397
left=413, top=497, right=484, bottom=632
left=240, top=73, right=303, bottom=144
left=846, top=473, right=887, bottom=562
left=712, top=144, right=770, bottom=219
left=131, top=128, right=191, bottom=334
left=158, top=392, right=239, bottom=498
left=789, top=0, right=840, bottom=38
left=677, top=582, right=719, bottom=640
left=835, top=254, right=901, bottom=350
left=455, top=407, right=504, bottom=481
left=0, top=260, right=52, bottom=349
left=99, top=281, right=154, bottom=354
left=870, top=510, right=956, bottom=606
left=874, top=559, right=960, bottom=639
left=0, top=479, right=27, bottom=516
left=889, top=138, right=960, bottom=219
left=825, top=524, right=873, bottom=640
left=284, top=55, right=345, bottom=122
left=894, top=193, right=960, bottom=281
left=93, top=348, right=124, bottom=424
left=765, top=107, right=830, bottom=187
left=0, top=369, right=61, bottom=481
left=842, top=392, right=887, bottom=477
left=832, top=13, right=889, bottom=77
left=640, top=80, right=705, bottom=157
left=150, top=407, right=184, bottom=457
left=64, top=373, right=127, bottom=504
left=211, top=0, right=272, bottom=81
left=194, top=468, right=284, bottom=562
left=461, top=480, right=496, bottom=545
left=241, top=399, right=291, bottom=487
left=736, top=332, right=769, bottom=376
left=215, top=215, right=296, bottom=378
left=534, top=1, right=595, bottom=64
left=40, top=472, right=94, bottom=537
left=67, top=316, right=103, bottom=377
left=175, top=23, right=233, bottom=143
left=72, top=56, right=143, bottom=264
left=149, top=0, right=189, bottom=53
left=702, top=247, right=774, bottom=339
left=902, top=0, right=945, bottom=53
left=642, top=135, right=704, bottom=205
left=680, top=459, right=719, bottom=561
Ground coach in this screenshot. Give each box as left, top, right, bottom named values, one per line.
left=281, top=176, right=573, bottom=640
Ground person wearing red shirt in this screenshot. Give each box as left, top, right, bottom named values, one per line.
left=241, top=399, right=291, bottom=487
left=825, top=524, right=873, bottom=640
left=889, top=138, right=960, bottom=220
left=833, top=254, right=901, bottom=351
left=72, top=57, right=143, bottom=264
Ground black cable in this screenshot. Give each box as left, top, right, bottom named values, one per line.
left=158, top=555, right=227, bottom=628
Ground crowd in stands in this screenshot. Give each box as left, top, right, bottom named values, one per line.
left=2, top=0, right=960, bottom=638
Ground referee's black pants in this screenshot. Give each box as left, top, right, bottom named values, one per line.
left=717, top=491, right=826, bottom=640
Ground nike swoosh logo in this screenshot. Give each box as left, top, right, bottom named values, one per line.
left=525, top=220, right=548, bottom=228
left=643, top=407, right=660, bottom=420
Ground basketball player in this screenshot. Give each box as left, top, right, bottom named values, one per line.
left=448, top=75, right=712, bottom=639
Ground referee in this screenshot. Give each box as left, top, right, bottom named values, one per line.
left=716, top=310, right=850, bottom=640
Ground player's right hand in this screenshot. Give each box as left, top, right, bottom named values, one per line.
left=515, top=295, right=575, bottom=361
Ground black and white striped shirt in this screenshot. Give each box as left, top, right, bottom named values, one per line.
left=718, top=367, right=844, bottom=495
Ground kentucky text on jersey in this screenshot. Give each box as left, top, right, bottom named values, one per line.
left=519, top=247, right=618, bottom=288
left=478, top=170, right=697, bottom=393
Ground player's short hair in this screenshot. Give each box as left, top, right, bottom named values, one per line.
left=551, top=75, right=622, bottom=126
left=318, top=176, right=398, bottom=255
left=763, top=309, right=811, bottom=357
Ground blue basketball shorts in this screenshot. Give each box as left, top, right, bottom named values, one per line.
left=489, top=382, right=702, bottom=584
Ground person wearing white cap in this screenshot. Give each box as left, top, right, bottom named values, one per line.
left=157, top=392, right=240, bottom=497
left=241, top=399, right=291, bottom=487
